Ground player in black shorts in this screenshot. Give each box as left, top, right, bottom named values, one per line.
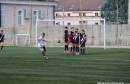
left=64, top=27, right=69, bottom=53
left=80, top=30, right=87, bottom=54
left=0, top=30, right=4, bottom=51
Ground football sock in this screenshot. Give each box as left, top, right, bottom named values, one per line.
left=67, top=45, right=69, bottom=51
left=70, top=47, right=72, bottom=52
left=73, top=46, right=75, bottom=52
left=42, top=51, right=45, bottom=56
left=1, top=46, right=3, bottom=50
left=77, top=47, right=79, bottom=53
left=65, top=45, right=67, bottom=51
left=76, top=46, right=77, bottom=52
left=83, top=49, right=85, bottom=54
left=80, top=48, right=82, bottom=54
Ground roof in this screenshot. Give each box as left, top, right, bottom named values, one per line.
left=0, top=1, right=57, bottom=6
left=55, top=0, right=104, bottom=12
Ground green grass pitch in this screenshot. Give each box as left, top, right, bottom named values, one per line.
left=0, top=47, right=130, bottom=84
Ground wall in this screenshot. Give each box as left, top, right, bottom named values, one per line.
left=0, top=24, right=130, bottom=48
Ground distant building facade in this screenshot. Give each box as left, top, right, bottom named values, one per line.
left=55, top=0, right=104, bottom=25
left=0, top=0, right=56, bottom=28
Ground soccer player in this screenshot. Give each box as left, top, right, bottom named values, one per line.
left=0, top=30, right=4, bottom=51
left=80, top=30, right=87, bottom=54
left=68, top=31, right=72, bottom=44
left=38, top=33, right=51, bottom=60
left=74, top=28, right=80, bottom=55
left=64, top=27, right=69, bottom=53
left=69, top=27, right=75, bottom=54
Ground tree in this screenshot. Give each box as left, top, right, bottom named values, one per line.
left=101, top=0, right=128, bottom=24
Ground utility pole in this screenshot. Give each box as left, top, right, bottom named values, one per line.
left=63, top=3, right=65, bottom=27
left=116, top=0, right=119, bottom=46
left=128, top=0, right=130, bottom=24
left=46, top=0, right=49, bottom=39
left=79, top=0, right=83, bottom=30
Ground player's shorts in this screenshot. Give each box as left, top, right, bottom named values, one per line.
left=71, top=39, right=75, bottom=44
left=39, top=46, right=46, bottom=52
left=64, top=37, right=68, bottom=43
left=81, top=42, right=86, bottom=47
left=38, top=44, right=46, bottom=52
left=75, top=38, right=79, bottom=45
left=0, top=40, right=4, bottom=43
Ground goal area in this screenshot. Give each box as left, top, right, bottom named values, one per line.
left=36, top=19, right=106, bottom=48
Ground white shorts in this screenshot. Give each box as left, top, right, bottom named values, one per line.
left=38, top=44, right=45, bottom=51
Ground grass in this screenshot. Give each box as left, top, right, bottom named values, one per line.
left=0, top=46, right=130, bottom=84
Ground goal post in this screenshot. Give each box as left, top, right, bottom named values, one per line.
left=16, top=34, right=30, bottom=46
left=36, top=19, right=106, bottom=48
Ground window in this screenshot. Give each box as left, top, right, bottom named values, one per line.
left=55, top=13, right=58, bottom=17
left=67, top=13, right=71, bottom=16
left=95, top=22, right=98, bottom=25
left=83, top=21, right=86, bottom=24
left=79, top=21, right=82, bottom=24
left=1, top=9, right=4, bottom=27
left=83, top=13, right=86, bottom=16
left=79, top=13, right=82, bottom=16
left=32, top=11, right=38, bottom=25
left=79, top=21, right=86, bottom=24
left=95, top=13, right=99, bottom=16
left=18, top=11, right=23, bottom=25
left=67, top=23, right=71, bottom=25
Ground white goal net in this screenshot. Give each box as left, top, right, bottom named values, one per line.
left=16, top=34, right=30, bottom=46
left=36, top=19, right=106, bottom=48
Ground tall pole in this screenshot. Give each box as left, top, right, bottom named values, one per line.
left=63, top=3, right=65, bottom=27
left=13, top=0, right=16, bottom=45
left=80, top=0, right=83, bottom=29
left=30, top=0, right=32, bottom=45
left=116, top=0, right=119, bottom=25
left=116, top=0, right=118, bottom=45
left=79, top=0, right=83, bottom=48
left=46, top=0, right=49, bottom=38
left=129, top=0, right=130, bottom=24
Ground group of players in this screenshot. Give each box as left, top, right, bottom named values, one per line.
left=0, top=27, right=86, bottom=60
left=0, top=30, right=4, bottom=51
left=64, top=27, right=87, bottom=55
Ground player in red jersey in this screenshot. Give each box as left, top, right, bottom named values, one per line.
left=69, top=27, right=75, bottom=54
left=68, top=31, right=72, bottom=44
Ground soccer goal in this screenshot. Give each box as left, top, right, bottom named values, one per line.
left=16, top=34, right=30, bottom=46
left=36, top=19, right=106, bottom=48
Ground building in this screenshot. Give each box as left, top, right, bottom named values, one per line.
left=0, top=0, right=56, bottom=28
left=55, top=0, right=104, bottom=25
